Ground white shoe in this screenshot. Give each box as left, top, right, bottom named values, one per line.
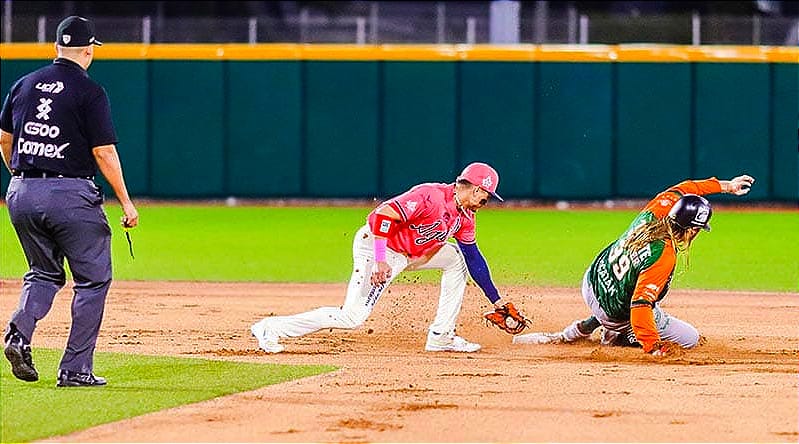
left=250, top=319, right=284, bottom=353
left=425, top=331, right=481, bottom=352
left=512, top=332, right=565, bottom=345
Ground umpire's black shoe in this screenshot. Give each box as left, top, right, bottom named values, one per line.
left=4, top=330, right=38, bottom=382
left=56, top=369, right=107, bottom=387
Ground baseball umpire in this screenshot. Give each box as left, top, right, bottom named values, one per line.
left=513, top=175, right=754, bottom=357
left=251, top=162, right=529, bottom=353
left=1, top=16, right=138, bottom=386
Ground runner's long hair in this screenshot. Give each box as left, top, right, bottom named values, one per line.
left=624, top=217, right=694, bottom=270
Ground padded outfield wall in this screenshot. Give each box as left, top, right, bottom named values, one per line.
left=0, top=44, right=796, bottom=201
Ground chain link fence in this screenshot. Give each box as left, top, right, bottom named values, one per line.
left=2, top=3, right=798, bottom=45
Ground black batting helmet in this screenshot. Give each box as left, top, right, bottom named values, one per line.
left=667, top=194, right=712, bottom=232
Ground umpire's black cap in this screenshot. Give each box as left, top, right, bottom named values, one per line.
left=56, top=16, right=103, bottom=47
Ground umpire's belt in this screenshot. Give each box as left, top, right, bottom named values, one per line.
left=13, top=169, right=93, bottom=180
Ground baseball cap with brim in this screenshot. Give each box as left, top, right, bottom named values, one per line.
left=56, top=16, right=103, bottom=47
left=458, top=162, right=503, bottom=202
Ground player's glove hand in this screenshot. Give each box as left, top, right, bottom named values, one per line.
left=650, top=340, right=684, bottom=357
left=484, top=302, right=530, bottom=335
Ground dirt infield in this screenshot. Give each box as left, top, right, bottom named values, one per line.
left=1, top=279, right=796, bottom=443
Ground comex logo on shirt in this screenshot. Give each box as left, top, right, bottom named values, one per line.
left=19, top=95, right=70, bottom=158
left=17, top=137, right=70, bottom=159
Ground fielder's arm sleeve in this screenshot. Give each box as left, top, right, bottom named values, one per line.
left=457, top=240, right=501, bottom=304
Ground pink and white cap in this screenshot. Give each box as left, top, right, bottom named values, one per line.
left=458, top=162, right=503, bottom=202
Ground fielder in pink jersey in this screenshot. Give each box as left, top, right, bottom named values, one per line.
left=251, top=162, right=525, bottom=353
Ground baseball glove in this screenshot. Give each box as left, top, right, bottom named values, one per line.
left=650, top=340, right=685, bottom=357
left=484, top=302, right=530, bottom=335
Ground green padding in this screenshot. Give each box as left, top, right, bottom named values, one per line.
left=694, top=63, right=770, bottom=200
left=771, top=64, right=798, bottom=200
left=460, top=62, right=535, bottom=197
left=305, top=62, right=379, bottom=197
left=92, top=61, right=149, bottom=196
left=226, top=61, right=301, bottom=197
left=382, top=62, right=457, bottom=196
left=537, top=63, right=613, bottom=199
left=1, top=60, right=49, bottom=195
left=150, top=61, right=224, bottom=197
left=616, top=63, right=691, bottom=196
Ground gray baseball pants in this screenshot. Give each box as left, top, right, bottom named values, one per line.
left=580, top=270, right=700, bottom=348
left=5, top=176, right=112, bottom=373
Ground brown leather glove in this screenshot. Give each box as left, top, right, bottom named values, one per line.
left=484, top=302, right=530, bottom=335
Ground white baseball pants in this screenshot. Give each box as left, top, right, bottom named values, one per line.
left=262, top=225, right=468, bottom=338
left=576, top=270, right=700, bottom=348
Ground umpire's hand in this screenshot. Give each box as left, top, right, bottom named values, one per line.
left=121, top=202, right=139, bottom=228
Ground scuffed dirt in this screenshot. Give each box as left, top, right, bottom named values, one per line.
left=1, top=279, right=796, bottom=442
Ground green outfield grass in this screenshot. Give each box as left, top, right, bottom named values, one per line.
left=0, top=348, right=335, bottom=443
left=1, top=204, right=796, bottom=292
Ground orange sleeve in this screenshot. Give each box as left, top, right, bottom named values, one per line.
left=630, top=306, right=659, bottom=353
left=668, top=177, right=722, bottom=196
left=629, top=245, right=677, bottom=352
left=641, top=178, right=723, bottom=219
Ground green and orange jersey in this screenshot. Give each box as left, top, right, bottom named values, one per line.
left=587, top=178, right=723, bottom=352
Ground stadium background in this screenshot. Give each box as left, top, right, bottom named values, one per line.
left=1, top=3, right=798, bottom=442
left=1, top=1, right=797, bottom=202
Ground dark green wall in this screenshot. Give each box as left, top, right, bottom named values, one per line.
left=149, top=61, right=225, bottom=197
left=382, top=62, right=457, bottom=195
left=226, top=61, right=302, bottom=197
left=615, top=63, right=692, bottom=197
left=771, top=63, right=798, bottom=200
left=460, top=62, right=536, bottom=198
left=305, top=61, right=379, bottom=197
left=92, top=60, right=149, bottom=196
left=1, top=58, right=796, bottom=201
left=537, top=63, right=613, bottom=199
left=694, top=63, right=771, bottom=201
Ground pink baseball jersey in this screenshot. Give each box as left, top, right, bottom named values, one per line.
left=367, top=182, right=476, bottom=259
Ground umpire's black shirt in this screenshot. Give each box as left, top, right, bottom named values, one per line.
left=0, top=58, right=117, bottom=177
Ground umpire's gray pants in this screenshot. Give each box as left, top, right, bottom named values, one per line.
left=6, top=176, right=112, bottom=373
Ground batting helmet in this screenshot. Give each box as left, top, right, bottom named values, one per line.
left=668, top=194, right=712, bottom=232
left=458, top=162, right=503, bottom=201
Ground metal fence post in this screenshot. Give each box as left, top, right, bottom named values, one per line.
left=369, top=2, right=379, bottom=44
left=466, top=17, right=476, bottom=44
left=37, top=15, right=45, bottom=43
left=437, top=2, right=446, bottom=43
left=533, top=0, right=548, bottom=44
left=579, top=14, right=588, bottom=44
left=3, top=0, right=12, bottom=43
left=692, top=12, right=701, bottom=45
left=356, top=17, right=366, bottom=44
left=752, top=14, right=761, bottom=45
left=568, top=4, right=577, bottom=44
left=142, top=16, right=151, bottom=44
left=300, top=8, right=309, bottom=43
left=248, top=17, right=257, bottom=44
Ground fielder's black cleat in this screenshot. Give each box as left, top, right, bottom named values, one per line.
left=56, top=369, right=107, bottom=387
left=4, top=330, right=38, bottom=382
